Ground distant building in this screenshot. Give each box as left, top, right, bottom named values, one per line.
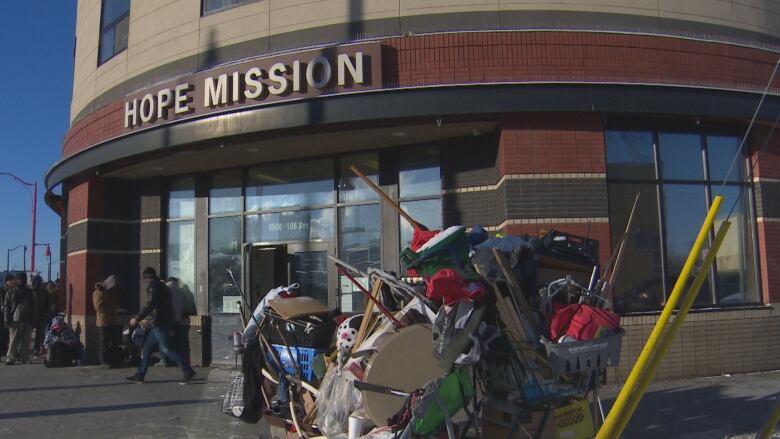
left=47, top=0, right=780, bottom=377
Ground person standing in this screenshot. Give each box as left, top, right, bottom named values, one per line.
left=32, top=275, right=51, bottom=357
left=126, top=268, right=196, bottom=384
left=92, top=275, right=120, bottom=368
left=0, top=274, right=14, bottom=358
left=4, top=273, right=35, bottom=365
left=164, top=277, right=196, bottom=367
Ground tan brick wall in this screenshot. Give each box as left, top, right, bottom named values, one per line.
left=607, top=306, right=780, bottom=384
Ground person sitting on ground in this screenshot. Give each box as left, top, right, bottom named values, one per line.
left=93, top=275, right=121, bottom=368
left=4, top=273, right=35, bottom=365
left=44, top=313, right=83, bottom=367
left=126, top=267, right=196, bottom=385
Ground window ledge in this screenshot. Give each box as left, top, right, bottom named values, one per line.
left=620, top=303, right=771, bottom=317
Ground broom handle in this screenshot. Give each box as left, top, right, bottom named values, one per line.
left=349, top=165, right=420, bottom=228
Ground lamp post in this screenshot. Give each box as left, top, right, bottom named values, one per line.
left=6, top=244, right=26, bottom=272
left=35, top=243, right=52, bottom=281
left=0, top=173, right=37, bottom=273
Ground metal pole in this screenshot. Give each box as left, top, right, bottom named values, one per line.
left=597, top=195, right=724, bottom=439
left=6, top=248, right=8, bottom=271
left=23, top=246, right=27, bottom=272
left=31, top=181, right=37, bottom=273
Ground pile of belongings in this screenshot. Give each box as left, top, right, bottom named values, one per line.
left=224, top=221, right=625, bottom=439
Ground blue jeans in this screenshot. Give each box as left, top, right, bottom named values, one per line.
left=137, top=326, right=191, bottom=377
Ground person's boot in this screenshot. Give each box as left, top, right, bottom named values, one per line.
left=179, top=369, right=196, bottom=385
left=126, top=374, right=145, bottom=384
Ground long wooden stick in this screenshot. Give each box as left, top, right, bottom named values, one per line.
left=353, top=279, right=384, bottom=351
left=349, top=165, right=422, bottom=229
left=601, top=192, right=641, bottom=297
left=491, top=248, right=540, bottom=331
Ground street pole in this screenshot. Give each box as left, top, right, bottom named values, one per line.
left=5, top=248, right=8, bottom=272
left=23, top=246, right=27, bottom=272
left=31, top=181, right=37, bottom=273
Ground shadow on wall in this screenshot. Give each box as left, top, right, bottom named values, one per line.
left=602, top=383, right=780, bottom=438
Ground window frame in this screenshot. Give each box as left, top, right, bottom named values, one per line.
left=97, top=0, right=130, bottom=66
left=201, top=0, right=261, bottom=16
left=605, top=127, right=761, bottom=313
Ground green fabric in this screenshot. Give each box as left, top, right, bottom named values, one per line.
left=412, top=367, right=474, bottom=436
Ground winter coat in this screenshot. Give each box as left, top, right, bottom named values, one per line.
left=32, top=276, right=50, bottom=324
left=136, top=278, right=176, bottom=331
left=4, top=285, right=36, bottom=325
left=92, top=286, right=119, bottom=327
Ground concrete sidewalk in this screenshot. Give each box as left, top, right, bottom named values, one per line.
left=601, top=370, right=780, bottom=438
left=0, top=360, right=777, bottom=438
left=0, top=362, right=268, bottom=439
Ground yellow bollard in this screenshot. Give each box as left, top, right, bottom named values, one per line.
left=756, top=400, right=780, bottom=439
left=612, top=221, right=731, bottom=436
left=597, top=195, right=724, bottom=439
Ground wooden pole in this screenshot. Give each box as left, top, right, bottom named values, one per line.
left=349, top=165, right=422, bottom=229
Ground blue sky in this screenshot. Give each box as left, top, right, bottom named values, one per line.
left=0, top=2, right=77, bottom=277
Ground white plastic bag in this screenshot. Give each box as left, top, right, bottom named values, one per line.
left=315, top=367, right=364, bottom=437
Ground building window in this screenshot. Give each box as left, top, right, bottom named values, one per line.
left=202, top=0, right=259, bottom=15
left=208, top=216, right=242, bottom=313
left=399, top=146, right=442, bottom=247
left=166, top=177, right=196, bottom=300
left=98, top=0, right=130, bottom=65
left=606, top=130, right=758, bottom=313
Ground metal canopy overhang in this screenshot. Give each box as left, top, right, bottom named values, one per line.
left=45, top=83, right=780, bottom=191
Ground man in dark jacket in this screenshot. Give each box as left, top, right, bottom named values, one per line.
left=32, top=275, right=51, bottom=357
left=4, top=273, right=35, bottom=365
left=126, top=268, right=196, bottom=384
left=0, top=274, right=14, bottom=357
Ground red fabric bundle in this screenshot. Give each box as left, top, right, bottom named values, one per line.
left=424, top=268, right=487, bottom=305
left=549, top=303, right=620, bottom=341
left=410, top=227, right=440, bottom=252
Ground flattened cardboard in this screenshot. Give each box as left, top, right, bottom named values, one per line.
left=268, top=297, right=328, bottom=319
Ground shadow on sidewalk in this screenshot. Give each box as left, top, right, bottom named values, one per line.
left=602, top=384, right=779, bottom=438
left=0, top=398, right=219, bottom=420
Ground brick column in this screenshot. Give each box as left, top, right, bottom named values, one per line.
left=751, top=124, right=780, bottom=304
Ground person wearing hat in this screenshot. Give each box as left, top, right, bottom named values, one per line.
left=4, top=272, right=36, bottom=365
left=126, top=267, right=196, bottom=384
left=93, top=274, right=121, bottom=368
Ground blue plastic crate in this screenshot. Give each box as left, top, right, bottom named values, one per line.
left=271, top=344, right=324, bottom=382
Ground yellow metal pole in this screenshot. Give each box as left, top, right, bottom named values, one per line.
left=756, top=400, right=780, bottom=439
left=597, top=195, right=724, bottom=439
left=611, top=221, right=731, bottom=436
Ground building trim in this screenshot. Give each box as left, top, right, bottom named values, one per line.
left=46, top=83, right=780, bottom=190
left=758, top=217, right=780, bottom=223
left=443, top=173, right=607, bottom=194
left=487, top=217, right=610, bottom=232
left=67, top=248, right=162, bottom=257
left=67, top=217, right=162, bottom=228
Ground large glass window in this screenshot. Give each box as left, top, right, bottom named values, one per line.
left=339, top=153, right=379, bottom=203
left=246, top=209, right=334, bottom=243
left=399, top=146, right=442, bottom=247
left=202, top=0, right=259, bottom=15
left=210, top=171, right=242, bottom=214
left=208, top=216, right=242, bottom=313
left=98, top=0, right=130, bottom=65
left=167, top=221, right=195, bottom=296
left=338, top=204, right=381, bottom=312
left=169, top=177, right=195, bottom=219
left=247, top=159, right=334, bottom=211
left=606, top=130, right=758, bottom=313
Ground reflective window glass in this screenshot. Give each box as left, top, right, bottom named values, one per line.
left=707, top=135, right=744, bottom=182
left=246, top=159, right=334, bottom=211
left=608, top=184, right=664, bottom=313
left=400, top=199, right=442, bottom=249
left=339, top=153, right=379, bottom=203
left=208, top=216, right=242, bottom=313
left=99, top=0, right=129, bottom=64
left=167, top=220, right=196, bottom=298
left=246, top=209, right=334, bottom=243
left=168, top=177, right=195, bottom=219
left=338, top=204, right=380, bottom=311
left=605, top=131, right=656, bottom=180
left=203, top=0, right=258, bottom=15
left=658, top=133, right=704, bottom=180
left=210, top=170, right=242, bottom=214
left=400, top=147, right=441, bottom=197
left=291, top=251, right=329, bottom=305
left=711, top=186, right=758, bottom=304
left=662, top=184, right=712, bottom=304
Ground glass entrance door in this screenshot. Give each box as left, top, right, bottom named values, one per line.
left=286, top=242, right=336, bottom=308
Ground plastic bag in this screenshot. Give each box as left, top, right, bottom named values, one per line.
left=315, top=367, right=364, bottom=437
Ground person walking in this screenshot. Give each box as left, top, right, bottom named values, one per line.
left=32, top=275, right=51, bottom=358
left=163, top=277, right=196, bottom=367
left=0, top=274, right=14, bottom=358
left=4, top=273, right=35, bottom=365
left=93, top=275, right=121, bottom=368
left=126, top=268, right=196, bottom=384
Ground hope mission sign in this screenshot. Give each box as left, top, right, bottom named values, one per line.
left=123, top=43, right=381, bottom=129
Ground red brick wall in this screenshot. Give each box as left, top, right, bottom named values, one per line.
left=61, top=31, right=780, bottom=160
left=757, top=221, right=780, bottom=303
left=751, top=123, right=780, bottom=179
left=498, top=113, right=606, bottom=175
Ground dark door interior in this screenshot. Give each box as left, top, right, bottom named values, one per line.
left=248, top=245, right=288, bottom=310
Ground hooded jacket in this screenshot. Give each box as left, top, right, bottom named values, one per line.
left=92, top=275, right=120, bottom=327
left=4, top=282, right=35, bottom=325
left=32, top=275, right=50, bottom=324
left=136, top=277, right=175, bottom=331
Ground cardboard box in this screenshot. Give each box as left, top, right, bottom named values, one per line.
left=481, top=400, right=556, bottom=439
